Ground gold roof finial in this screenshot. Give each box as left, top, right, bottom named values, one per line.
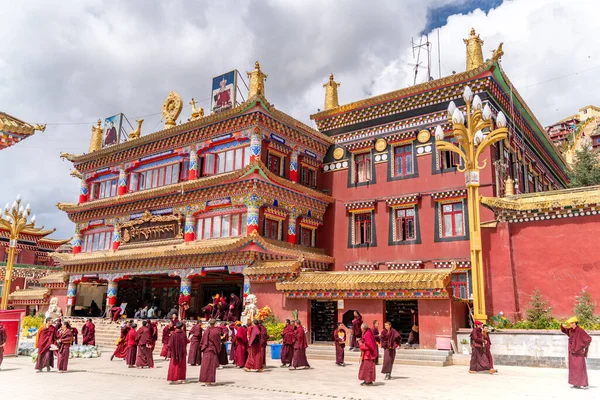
left=188, top=98, right=204, bottom=122
left=128, top=119, right=144, bottom=141
left=247, top=61, right=267, bottom=98
left=88, top=119, right=103, bottom=153
left=464, top=28, right=484, bottom=71
left=491, top=42, right=504, bottom=63
left=162, top=91, right=183, bottom=129
left=323, top=73, right=340, bottom=111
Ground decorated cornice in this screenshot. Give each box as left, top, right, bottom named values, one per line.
left=433, top=260, right=471, bottom=269
left=344, top=200, right=376, bottom=213
left=345, top=263, right=378, bottom=271
left=243, top=259, right=302, bottom=282
left=386, top=261, right=424, bottom=270
left=431, top=189, right=467, bottom=202
left=384, top=194, right=421, bottom=208
left=0, top=263, right=61, bottom=281
left=346, top=139, right=374, bottom=152
left=8, top=288, right=50, bottom=302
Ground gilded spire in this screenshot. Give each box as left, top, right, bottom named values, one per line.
left=247, top=61, right=267, bottom=98
left=323, top=73, right=340, bottom=111
left=188, top=98, right=204, bottom=122
left=88, top=119, right=103, bottom=153
left=464, top=28, right=484, bottom=71
left=162, top=91, right=183, bottom=129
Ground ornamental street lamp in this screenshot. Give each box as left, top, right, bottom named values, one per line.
left=0, top=195, right=44, bottom=310
left=434, top=86, right=508, bottom=323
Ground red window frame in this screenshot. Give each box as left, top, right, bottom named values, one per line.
left=395, top=208, right=416, bottom=241
left=353, top=213, right=372, bottom=245
left=441, top=202, right=464, bottom=237
left=264, top=218, right=280, bottom=240
left=196, top=212, right=247, bottom=240
left=82, top=229, right=112, bottom=252
left=267, top=152, right=283, bottom=176
left=394, top=144, right=413, bottom=176
left=203, top=146, right=250, bottom=176
left=132, top=163, right=180, bottom=192
left=299, top=227, right=314, bottom=247
left=354, top=153, right=371, bottom=183
left=90, top=178, right=118, bottom=200
left=451, top=273, right=469, bottom=299
left=300, top=166, right=317, bottom=188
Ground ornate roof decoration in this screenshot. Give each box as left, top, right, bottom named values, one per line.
left=38, top=271, right=67, bottom=284
left=344, top=200, right=376, bottom=213
left=0, top=263, right=61, bottom=281
left=481, top=185, right=600, bottom=223
left=433, top=260, right=471, bottom=269
left=346, top=139, right=374, bottom=152
left=8, top=287, right=50, bottom=301
left=323, top=73, right=340, bottom=111
left=384, top=194, right=421, bottom=208
left=247, top=62, right=267, bottom=98
left=464, top=28, right=484, bottom=71
left=162, top=91, right=183, bottom=129
left=88, top=120, right=103, bottom=153
left=345, top=263, right=378, bottom=271
left=431, top=189, right=467, bottom=202
left=243, top=259, right=302, bottom=282
left=0, top=112, right=46, bottom=150
left=386, top=261, right=424, bottom=270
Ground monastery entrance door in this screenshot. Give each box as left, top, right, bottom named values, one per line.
left=385, top=300, right=418, bottom=343
left=310, top=300, right=337, bottom=342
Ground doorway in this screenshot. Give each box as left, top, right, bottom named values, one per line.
left=310, top=300, right=337, bottom=342
left=385, top=300, right=418, bottom=343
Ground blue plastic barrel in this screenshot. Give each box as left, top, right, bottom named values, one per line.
left=270, top=343, right=282, bottom=360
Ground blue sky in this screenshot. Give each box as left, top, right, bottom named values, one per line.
left=423, top=0, right=504, bottom=34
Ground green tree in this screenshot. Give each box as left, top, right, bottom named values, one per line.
left=568, top=146, right=600, bottom=188
left=574, top=287, right=597, bottom=329
left=526, top=287, right=552, bottom=329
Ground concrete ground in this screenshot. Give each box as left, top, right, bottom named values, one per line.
left=1, top=353, right=598, bottom=400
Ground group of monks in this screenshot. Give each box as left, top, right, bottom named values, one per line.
left=34, top=317, right=96, bottom=373
left=201, top=293, right=241, bottom=322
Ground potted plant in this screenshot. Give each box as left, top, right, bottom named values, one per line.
left=460, top=338, right=471, bottom=355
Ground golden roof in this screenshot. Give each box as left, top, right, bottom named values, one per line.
left=0, top=112, right=46, bottom=135
left=243, top=259, right=302, bottom=276
left=276, top=269, right=452, bottom=292
left=8, top=287, right=50, bottom=300
left=53, top=232, right=334, bottom=265
left=38, top=272, right=67, bottom=284
left=481, top=185, right=600, bottom=212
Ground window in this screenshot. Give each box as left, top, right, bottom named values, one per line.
left=203, top=146, right=250, bottom=176
left=264, top=218, right=281, bottom=240
left=82, top=230, right=112, bottom=252
left=394, top=208, right=416, bottom=241
left=90, top=178, right=118, bottom=200
left=394, top=145, right=413, bottom=176
left=354, top=213, right=372, bottom=245
left=300, top=166, right=317, bottom=188
left=196, top=212, right=247, bottom=240
left=440, top=149, right=460, bottom=171
left=132, top=163, right=180, bottom=191
left=354, top=153, right=371, bottom=183
left=267, top=152, right=283, bottom=176
left=299, top=227, right=314, bottom=247
left=452, top=273, right=469, bottom=299
left=441, top=202, right=464, bottom=238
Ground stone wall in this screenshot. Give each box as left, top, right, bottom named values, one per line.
left=456, top=329, right=600, bottom=370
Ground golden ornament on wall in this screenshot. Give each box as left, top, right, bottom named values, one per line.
left=162, top=91, right=183, bottom=129
left=417, top=129, right=431, bottom=143
left=333, top=147, right=345, bottom=160
left=375, top=138, right=387, bottom=152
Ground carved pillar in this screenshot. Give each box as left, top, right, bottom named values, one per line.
left=189, top=151, right=198, bottom=180
left=72, top=233, right=82, bottom=254
left=287, top=213, right=297, bottom=244
left=290, top=151, right=299, bottom=182
left=117, top=169, right=128, bottom=196
left=66, top=281, right=77, bottom=316
left=243, top=275, right=251, bottom=306
left=184, top=214, right=196, bottom=242
left=250, top=127, right=262, bottom=162
left=112, top=225, right=121, bottom=251
left=79, top=179, right=88, bottom=204
left=106, top=280, right=118, bottom=307
left=245, top=194, right=261, bottom=234
left=179, top=276, right=191, bottom=320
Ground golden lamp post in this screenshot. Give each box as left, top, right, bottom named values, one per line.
left=434, top=85, right=508, bottom=323
left=0, top=195, right=43, bottom=310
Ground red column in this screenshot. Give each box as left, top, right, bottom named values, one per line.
left=72, top=233, right=82, bottom=254
left=184, top=214, right=196, bottom=242
left=112, top=226, right=121, bottom=251
left=189, top=151, right=198, bottom=180
left=117, top=169, right=128, bottom=196
left=79, top=180, right=88, bottom=204
left=287, top=214, right=297, bottom=244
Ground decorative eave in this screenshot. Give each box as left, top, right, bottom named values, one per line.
left=243, top=259, right=302, bottom=282
left=0, top=264, right=61, bottom=280
left=344, top=200, right=376, bottom=213
left=433, top=260, right=471, bottom=270
left=386, top=261, right=424, bottom=270
left=276, top=269, right=453, bottom=300
left=345, top=263, right=379, bottom=271
left=384, top=194, right=421, bottom=208
left=8, top=287, right=50, bottom=302
left=38, top=271, right=68, bottom=285
left=0, top=226, right=57, bottom=238
left=431, top=189, right=467, bottom=202
left=481, top=186, right=600, bottom=223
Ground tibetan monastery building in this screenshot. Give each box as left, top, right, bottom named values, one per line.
left=55, top=30, right=574, bottom=348
left=0, top=112, right=46, bottom=150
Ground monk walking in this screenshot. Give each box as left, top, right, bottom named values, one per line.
left=82, top=318, right=95, bottom=346
left=482, top=324, right=497, bottom=374
left=136, top=320, right=153, bottom=368
left=258, top=320, right=268, bottom=370
left=111, top=321, right=130, bottom=361
left=0, top=321, right=6, bottom=370
left=160, top=321, right=173, bottom=360
left=290, top=320, right=310, bottom=370
left=167, top=322, right=188, bottom=384
left=56, top=321, right=74, bottom=373
left=199, top=319, right=221, bottom=386
left=280, top=319, right=295, bottom=367
left=125, top=323, right=138, bottom=368
left=561, top=316, right=592, bottom=389
left=469, top=320, right=491, bottom=374
left=333, top=322, right=347, bottom=367
left=188, top=320, right=202, bottom=366
left=350, top=311, right=362, bottom=351
left=381, top=321, right=401, bottom=380
left=71, top=325, right=79, bottom=345
left=217, top=322, right=229, bottom=368
left=244, top=320, right=262, bottom=372
left=372, top=320, right=380, bottom=365
left=358, top=323, right=376, bottom=386
left=35, top=318, right=56, bottom=372
left=233, top=322, right=248, bottom=368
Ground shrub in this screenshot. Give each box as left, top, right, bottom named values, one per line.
left=525, top=288, right=553, bottom=329
left=23, top=315, right=43, bottom=332
left=575, top=287, right=598, bottom=329
left=265, top=322, right=285, bottom=342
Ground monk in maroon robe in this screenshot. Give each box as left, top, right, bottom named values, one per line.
left=136, top=320, right=154, bottom=368
left=160, top=321, right=173, bottom=359
left=111, top=321, right=130, bottom=361
left=125, top=323, right=138, bottom=367
left=482, top=324, right=497, bottom=374
left=350, top=311, right=362, bottom=350
left=333, top=322, right=347, bottom=366
left=561, top=317, right=592, bottom=389
left=372, top=320, right=380, bottom=365
left=228, top=322, right=236, bottom=361
left=56, top=322, right=73, bottom=373
left=469, top=320, right=491, bottom=373
left=82, top=318, right=95, bottom=345
left=280, top=319, right=295, bottom=367
left=258, top=320, right=268, bottom=369
left=244, top=320, right=262, bottom=372
left=111, top=306, right=122, bottom=322
left=188, top=321, right=202, bottom=366
left=214, top=303, right=225, bottom=320
left=218, top=323, right=229, bottom=366
left=71, top=326, right=79, bottom=345
left=290, top=320, right=310, bottom=370
left=228, top=293, right=241, bottom=321
left=35, top=318, right=56, bottom=372
left=381, top=321, right=401, bottom=379
left=203, top=304, right=214, bottom=321
left=358, top=323, right=377, bottom=385
left=233, top=322, right=248, bottom=368
left=407, top=308, right=419, bottom=347
left=199, top=319, right=221, bottom=385
left=0, top=321, right=6, bottom=369
left=167, top=322, right=188, bottom=384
